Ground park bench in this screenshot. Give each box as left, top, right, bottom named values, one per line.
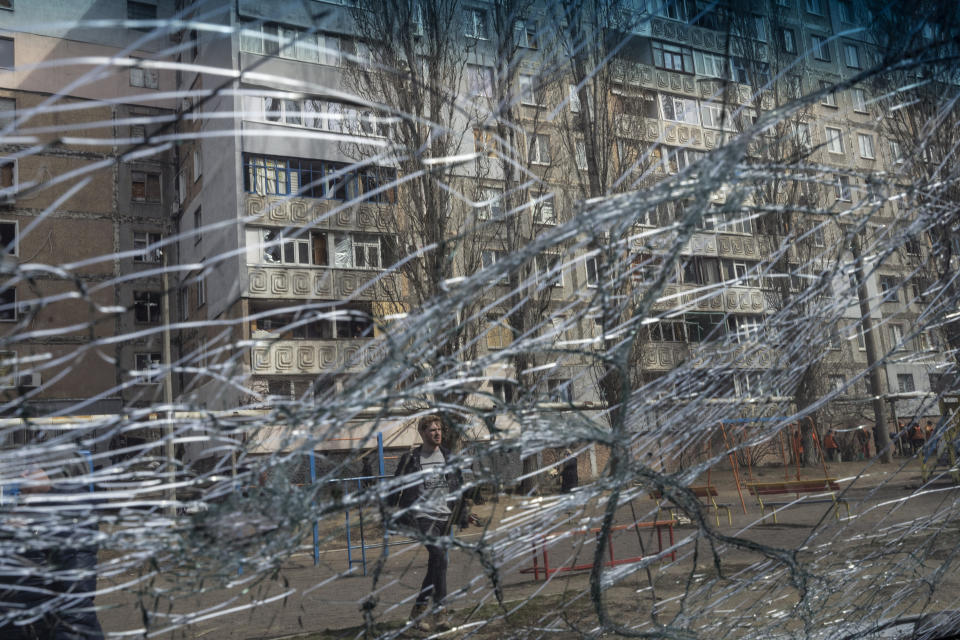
left=521, top=520, right=676, bottom=580
left=746, top=478, right=850, bottom=524
left=649, top=485, right=733, bottom=527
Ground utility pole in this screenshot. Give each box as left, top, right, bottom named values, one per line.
left=161, top=247, right=177, bottom=514
left=850, top=231, right=892, bottom=463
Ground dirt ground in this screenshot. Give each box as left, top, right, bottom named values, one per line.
left=248, top=457, right=960, bottom=640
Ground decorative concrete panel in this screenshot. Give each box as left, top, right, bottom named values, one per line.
left=357, top=207, right=376, bottom=229
left=682, top=76, right=694, bottom=93
left=297, top=345, right=314, bottom=369
left=292, top=272, right=310, bottom=296
left=275, top=345, right=293, bottom=370
left=246, top=195, right=266, bottom=221
left=266, top=198, right=287, bottom=223
left=314, top=271, right=333, bottom=297
left=310, top=203, right=330, bottom=227
left=336, top=207, right=352, bottom=227
left=670, top=74, right=681, bottom=91
left=248, top=340, right=381, bottom=375
left=249, top=269, right=268, bottom=294
left=339, top=272, right=358, bottom=296
left=290, top=200, right=309, bottom=224
left=657, top=71, right=668, bottom=88
left=270, top=271, right=289, bottom=294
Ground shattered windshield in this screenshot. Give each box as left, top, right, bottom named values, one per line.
left=1, top=1, right=960, bottom=638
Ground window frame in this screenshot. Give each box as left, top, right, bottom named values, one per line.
left=825, top=126, right=844, bottom=154
left=131, top=170, right=162, bottom=203
left=843, top=43, right=861, bottom=69
left=811, top=34, right=831, bottom=62
left=134, top=352, right=163, bottom=383
left=834, top=175, right=852, bottom=201
left=851, top=87, right=868, bottom=113
left=464, top=7, right=489, bottom=39
left=133, top=290, right=162, bottom=324
left=527, top=133, right=551, bottom=166
left=857, top=133, right=875, bottom=159
left=652, top=41, right=694, bottom=74
left=133, top=231, right=162, bottom=263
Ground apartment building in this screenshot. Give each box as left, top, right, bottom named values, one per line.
left=0, top=0, right=939, bottom=432
left=169, top=0, right=949, bottom=428
left=0, top=0, right=178, bottom=417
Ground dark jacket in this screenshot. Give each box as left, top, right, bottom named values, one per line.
left=390, top=445, right=469, bottom=530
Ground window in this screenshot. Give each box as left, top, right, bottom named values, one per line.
left=838, top=1, right=854, bottom=22
left=825, top=127, right=843, bottom=154
left=317, top=34, right=341, bottom=66
left=465, top=8, right=488, bottom=39
left=0, top=36, right=11, bottom=70
left=127, top=1, right=156, bottom=28
left=659, top=93, right=700, bottom=125
left=574, top=140, right=588, bottom=171
left=480, top=249, right=509, bottom=284
left=478, top=187, right=502, bottom=220
left=811, top=34, right=831, bottom=62
left=0, top=1, right=11, bottom=12
left=819, top=81, right=837, bottom=107
left=486, top=314, right=512, bottom=350
left=193, top=207, right=202, bottom=244
left=829, top=375, right=845, bottom=393
left=533, top=195, right=556, bottom=225
left=585, top=256, right=599, bottom=287
left=652, top=41, right=694, bottom=74
left=805, top=0, right=823, bottom=15
left=473, top=128, right=498, bottom=156
left=693, top=50, right=726, bottom=78
left=700, top=103, right=736, bottom=131
left=794, top=122, right=812, bottom=152
left=685, top=312, right=726, bottom=342
left=843, top=43, right=860, bottom=69
left=527, top=133, right=551, bottom=165
left=193, top=148, right=202, bottom=182
left=133, top=291, right=161, bottom=324
left=179, top=286, right=189, bottom=321
left=851, top=88, right=868, bottom=113
left=0, top=157, right=16, bottom=202
left=857, top=133, right=874, bottom=159
left=519, top=74, right=544, bottom=105
left=888, top=140, right=903, bottom=163
left=780, top=28, right=797, bottom=54
left=0, top=97, right=14, bottom=130
left=134, top=353, right=162, bottom=382
left=664, top=146, right=703, bottom=174
left=243, top=154, right=396, bottom=203
left=647, top=319, right=687, bottom=342
left=197, top=273, right=206, bottom=307
left=880, top=276, right=899, bottom=302
left=568, top=84, right=581, bottom=113
left=467, top=65, right=494, bottom=98
left=0, top=221, right=16, bottom=256
left=133, top=231, right=162, bottom=263
left=535, top=253, right=563, bottom=287
left=129, top=59, right=159, bottom=89
left=515, top=20, right=537, bottom=49
left=834, top=175, right=851, bottom=201
left=857, top=326, right=866, bottom=350
left=897, top=373, right=915, bottom=393
left=727, top=315, right=763, bottom=343
left=132, top=170, right=161, bottom=203
left=905, top=237, right=921, bottom=256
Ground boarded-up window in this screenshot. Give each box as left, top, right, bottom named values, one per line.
left=132, top=171, right=161, bottom=203
left=486, top=315, right=512, bottom=350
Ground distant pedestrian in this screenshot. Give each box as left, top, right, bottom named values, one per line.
left=560, top=450, right=579, bottom=494
left=389, top=415, right=479, bottom=632
left=856, top=427, right=870, bottom=460
left=824, top=430, right=839, bottom=462
left=910, top=422, right=925, bottom=455
left=0, top=449, right=104, bottom=640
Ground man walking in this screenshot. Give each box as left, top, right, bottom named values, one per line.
left=390, top=415, right=478, bottom=632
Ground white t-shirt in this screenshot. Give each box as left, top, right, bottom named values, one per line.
left=417, top=447, right=451, bottom=521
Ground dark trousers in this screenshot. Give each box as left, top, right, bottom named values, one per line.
left=1, top=546, right=103, bottom=640
left=826, top=448, right=837, bottom=462
left=415, top=517, right=447, bottom=606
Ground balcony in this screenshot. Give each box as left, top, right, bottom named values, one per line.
left=250, top=339, right=384, bottom=375
left=247, top=265, right=399, bottom=301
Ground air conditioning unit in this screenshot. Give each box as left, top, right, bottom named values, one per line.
left=17, top=372, right=40, bottom=388
left=17, top=299, right=38, bottom=316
